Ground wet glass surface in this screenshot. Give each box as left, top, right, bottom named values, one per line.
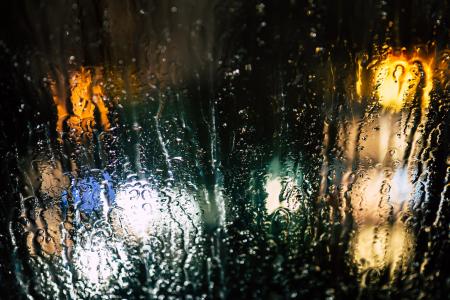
left=0, top=1, right=448, bottom=299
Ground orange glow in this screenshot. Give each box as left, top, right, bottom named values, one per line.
left=356, top=58, right=363, bottom=99
left=51, top=67, right=110, bottom=140
left=371, top=48, right=434, bottom=111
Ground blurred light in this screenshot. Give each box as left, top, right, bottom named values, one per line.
left=356, top=58, right=363, bottom=98
left=71, top=177, right=201, bottom=287
left=390, top=167, right=413, bottom=207
left=74, top=237, right=127, bottom=287
left=114, top=179, right=160, bottom=238
left=372, top=49, right=434, bottom=111
left=50, top=67, right=110, bottom=139
left=352, top=167, right=414, bottom=279
left=266, top=177, right=282, bottom=214
left=353, top=223, right=412, bottom=277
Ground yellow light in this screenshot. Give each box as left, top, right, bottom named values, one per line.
left=353, top=223, right=412, bottom=276
left=371, top=48, right=434, bottom=111
left=351, top=167, right=414, bottom=280
left=356, top=58, right=363, bottom=98
left=50, top=67, right=110, bottom=140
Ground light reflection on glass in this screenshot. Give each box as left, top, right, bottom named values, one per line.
left=356, top=46, right=434, bottom=111
left=50, top=67, right=110, bottom=140
left=348, top=48, right=431, bottom=280
left=265, top=177, right=282, bottom=214
left=73, top=227, right=128, bottom=288
left=265, top=158, right=302, bottom=214
left=351, top=166, right=414, bottom=279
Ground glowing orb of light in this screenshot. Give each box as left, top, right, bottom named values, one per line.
left=371, top=50, right=434, bottom=111
left=265, top=177, right=282, bottom=214
left=113, top=179, right=161, bottom=238
left=72, top=221, right=130, bottom=292
left=112, top=179, right=202, bottom=240
left=71, top=177, right=202, bottom=291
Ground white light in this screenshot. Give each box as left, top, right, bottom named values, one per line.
left=113, top=179, right=201, bottom=239
left=73, top=227, right=128, bottom=289
left=114, top=179, right=160, bottom=238
left=390, top=167, right=412, bottom=207
left=266, top=177, right=282, bottom=214
left=72, top=178, right=202, bottom=290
